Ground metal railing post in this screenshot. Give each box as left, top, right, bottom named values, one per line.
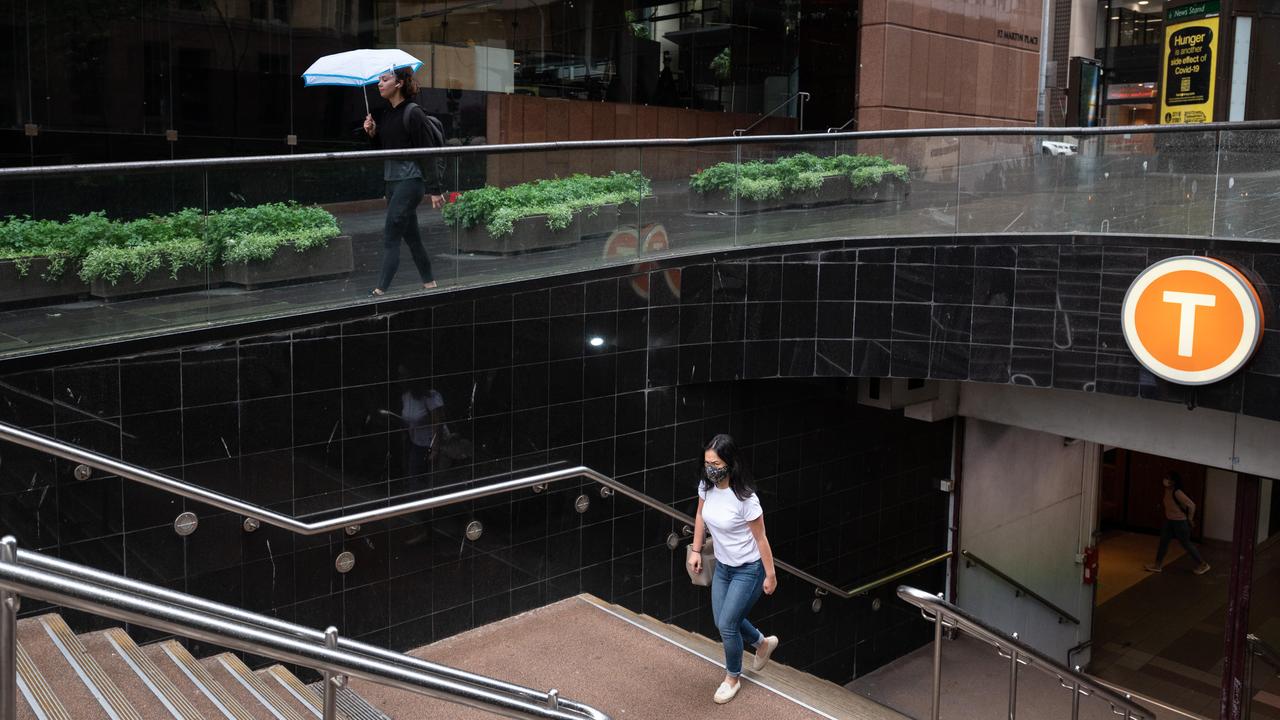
left=930, top=607, right=943, bottom=720
left=1007, top=635, right=1020, bottom=720
left=1242, top=637, right=1255, bottom=720
left=1, top=537, right=18, bottom=720
left=1070, top=681, right=1080, bottom=720
left=322, top=626, right=340, bottom=720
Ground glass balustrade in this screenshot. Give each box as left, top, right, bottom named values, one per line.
left=1, top=127, right=1276, bottom=359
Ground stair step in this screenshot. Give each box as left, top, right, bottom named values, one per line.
left=582, top=596, right=909, bottom=720
left=144, top=640, right=256, bottom=720
left=80, top=628, right=208, bottom=720
left=16, top=614, right=142, bottom=720
left=201, top=653, right=311, bottom=720
left=14, top=641, right=72, bottom=720
left=257, top=666, right=324, bottom=719
left=303, top=680, right=392, bottom=720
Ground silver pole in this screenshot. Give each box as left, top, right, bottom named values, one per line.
left=1070, top=681, right=1080, bottom=720
left=0, top=537, right=17, bottom=720
left=323, top=627, right=339, bottom=720
left=931, top=610, right=944, bottom=720
left=1008, top=640, right=1019, bottom=720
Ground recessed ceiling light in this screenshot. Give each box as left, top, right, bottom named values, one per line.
left=588, top=336, right=605, bottom=347
left=1137, top=1, right=1149, bottom=5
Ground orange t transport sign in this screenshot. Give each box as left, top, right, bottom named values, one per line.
left=1122, top=256, right=1264, bottom=385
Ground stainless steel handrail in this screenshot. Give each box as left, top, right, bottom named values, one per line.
left=961, top=549, right=1081, bottom=625
left=841, top=552, right=952, bottom=598
left=897, top=585, right=1152, bottom=720
left=1249, top=633, right=1280, bottom=672
left=6, top=120, right=1278, bottom=179
left=0, top=421, right=860, bottom=600
left=9, top=543, right=606, bottom=720
left=1245, top=633, right=1280, bottom=720
left=0, top=537, right=607, bottom=720
left=733, top=90, right=810, bottom=136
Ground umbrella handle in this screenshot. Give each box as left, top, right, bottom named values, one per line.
left=363, top=85, right=370, bottom=116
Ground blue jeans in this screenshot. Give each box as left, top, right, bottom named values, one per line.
left=711, top=559, right=765, bottom=677
left=1156, top=519, right=1205, bottom=565
left=378, top=177, right=434, bottom=290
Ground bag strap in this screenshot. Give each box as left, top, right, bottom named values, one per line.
left=402, top=102, right=443, bottom=146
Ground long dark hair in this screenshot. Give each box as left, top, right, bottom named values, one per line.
left=1166, top=470, right=1185, bottom=493
left=700, top=433, right=755, bottom=501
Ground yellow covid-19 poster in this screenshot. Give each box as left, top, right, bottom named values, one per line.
left=1160, top=1, right=1219, bottom=125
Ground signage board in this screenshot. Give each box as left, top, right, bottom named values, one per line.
left=1122, top=256, right=1263, bottom=385
left=1159, top=1, right=1219, bottom=124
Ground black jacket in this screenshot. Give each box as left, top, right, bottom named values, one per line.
left=372, top=101, right=446, bottom=194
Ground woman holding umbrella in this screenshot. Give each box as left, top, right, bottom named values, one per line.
left=363, top=67, right=446, bottom=295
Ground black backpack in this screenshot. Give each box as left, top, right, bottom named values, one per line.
left=402, top=102, right=444, bottom=147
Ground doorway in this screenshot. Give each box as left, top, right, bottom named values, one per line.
left=1090, top=448, right=1240, bottom=718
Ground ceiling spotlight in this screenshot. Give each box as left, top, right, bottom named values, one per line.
left=588, top=336, right=605, bottom=347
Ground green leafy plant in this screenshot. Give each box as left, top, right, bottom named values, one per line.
left=689, top=152, right=909, bottom=201
left=443, top=171, right=651, bottom=237
left=710, top=47, right=732, bottom=82
left=0, top=202, right=341, bottom=286
left=624, top=10, right=651, bottom=39
left=79, top=238, right=212, bottom=286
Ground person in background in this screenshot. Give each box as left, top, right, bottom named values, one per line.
left=687, top=434, right=780, bottom=705
left=1145, top=470, right=1211, bottom=575
left=363, top=67, right=446, bottom=296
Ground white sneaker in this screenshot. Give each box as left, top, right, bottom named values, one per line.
left=713, top=680, right=741, bottom=704
left=752, top=635, right=779, bottom=671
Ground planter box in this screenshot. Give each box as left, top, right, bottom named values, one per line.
left=223, top=235, right=354, bottom=290
left=90, top=265, right=220, bottom=301
left=455, top=203, right=624, bottom=254
left=850, top=176, right=911, bottom=203
left=691, top=175, right=906, bottom=215
left=0, top=257, right=88, bottom=307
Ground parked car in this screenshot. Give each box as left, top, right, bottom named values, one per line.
left=1041, top=140, right=1078, bottom=156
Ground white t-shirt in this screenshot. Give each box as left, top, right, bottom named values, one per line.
left=698, top=482, right=763, bottom=567
left=401, top=390, right=444, bottom=447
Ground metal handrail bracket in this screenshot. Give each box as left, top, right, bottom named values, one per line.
left=0, top=537, right=606, bottom=720
left=961, top=549, right=1081, bottom=625
left=897, top=585, right=1151, bottom=720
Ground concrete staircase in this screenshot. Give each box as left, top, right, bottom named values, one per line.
left=349, top=595, right=908, bottom=720
left=576, top=595, right=911, bottom=720
left=14, top=613, right=389, bottom=720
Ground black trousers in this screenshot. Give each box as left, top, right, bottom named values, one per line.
left=378, top=177, right=434, bottom=290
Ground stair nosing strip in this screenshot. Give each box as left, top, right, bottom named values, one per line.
left=16, top=643, right=71, bottom=720
left=265, top=666, right=323, bottom=719
left=577, top=596, right=846, bottom=720
left=39, top=616, right=136, bottom=720
left=161, top=642, right=247, bottom=720
left=307, top=683, right=390, bottom=720
left=216, top=656, right=295, bottom=720
left=16, top=671, right=53, bottom=720
left=103, top=630, right=189, bottom=720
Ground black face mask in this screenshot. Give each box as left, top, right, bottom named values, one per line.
left=704, top=464, right=728, bottom=482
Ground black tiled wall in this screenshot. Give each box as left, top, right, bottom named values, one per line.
left=4, top=236, right=1278, bottom=684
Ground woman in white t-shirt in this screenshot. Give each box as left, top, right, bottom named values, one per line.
left=687, top=434, right=779, bottom=705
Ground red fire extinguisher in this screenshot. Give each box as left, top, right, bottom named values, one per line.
left=1082, top=546, right=1100, bottom=585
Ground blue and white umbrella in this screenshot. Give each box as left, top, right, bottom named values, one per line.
left=302, top=48, right=423, bottom=113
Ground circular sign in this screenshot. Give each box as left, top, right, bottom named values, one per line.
left=1121, top=256, right=1263, bottom=385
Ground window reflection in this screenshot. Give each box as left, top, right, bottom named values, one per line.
left=2, top=1, right=853, bottom=167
